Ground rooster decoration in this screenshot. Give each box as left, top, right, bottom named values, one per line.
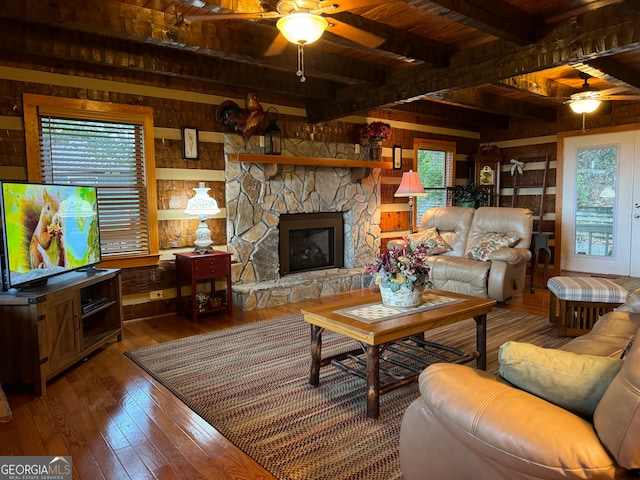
left=215, top=92, right=265, bottom=140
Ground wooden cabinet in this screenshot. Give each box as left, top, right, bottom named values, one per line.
left=175, top=251, right=233, bottom=322
left=0, top=269, right=122, bottom=395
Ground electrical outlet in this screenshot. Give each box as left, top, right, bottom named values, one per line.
left=150, top=290, right=163, bottom=300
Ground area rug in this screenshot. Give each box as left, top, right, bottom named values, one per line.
left=125, top=309, right=568, bottom=480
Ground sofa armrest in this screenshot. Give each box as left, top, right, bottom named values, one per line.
left=616, top=288, right=640, bottom=313
left=487, top=247, right=531, bottom=265
left=409, top=364, right=616, bottom=478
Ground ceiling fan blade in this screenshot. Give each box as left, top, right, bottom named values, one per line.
left=326, top=18, right=385, bottom=48
left=601, top=95, right=640, bottom=101
left=264, top=33, right=289, bottom=56
left=186, top=12, right=280, bottom=21
left=318, top=0, right=386, bottom=13
left=597, top=86, right=631, bottom=97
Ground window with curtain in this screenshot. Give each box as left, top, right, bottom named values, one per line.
left=23, top=94, right=159, bottom=268
left=413, top=138, right=456, bottom=222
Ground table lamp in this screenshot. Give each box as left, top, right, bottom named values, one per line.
left=185, top=182, right=220, bottom=253
left=395, top=170, right=426, bottom=234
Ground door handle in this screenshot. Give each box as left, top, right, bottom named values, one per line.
left=635, top=213, right=640, bottom=219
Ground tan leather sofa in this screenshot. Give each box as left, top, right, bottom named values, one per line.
left=389, top=206, right=533, bottom=302
left=399, top=289, right=640, bottom=480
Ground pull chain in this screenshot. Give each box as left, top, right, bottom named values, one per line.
left=296, top=44, right=306, bottom=83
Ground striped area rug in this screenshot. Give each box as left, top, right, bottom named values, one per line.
left=125, top=308, right=567, bottom=480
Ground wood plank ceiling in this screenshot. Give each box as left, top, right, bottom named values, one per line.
left=2, top=0, right=640, bottom=129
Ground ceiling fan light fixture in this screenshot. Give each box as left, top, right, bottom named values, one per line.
left=276, top=12, right=328, bottom=45
left=570, top=98, right=601, bottom=114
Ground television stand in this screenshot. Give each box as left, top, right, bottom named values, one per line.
left=0, top=269, right=122, bottom=395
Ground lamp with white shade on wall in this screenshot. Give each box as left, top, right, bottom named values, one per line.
left=395, top=170, right=426, bottom=234
left=185, top=182, right=220, bottom=254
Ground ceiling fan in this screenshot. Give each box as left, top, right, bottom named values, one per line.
left=564, top=73, right=640, bottom=114
left=187, top=0, right=386, bottom=81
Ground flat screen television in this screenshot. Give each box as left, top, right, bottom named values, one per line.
left=0, top=182, right=101, bottom=291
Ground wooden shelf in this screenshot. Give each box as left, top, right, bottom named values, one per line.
left=228, top=153, right=392, bottom=182
left=229, top=153, right=392, bottom=168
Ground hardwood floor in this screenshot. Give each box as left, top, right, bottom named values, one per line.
left=0, top=284, right=552, bottom=479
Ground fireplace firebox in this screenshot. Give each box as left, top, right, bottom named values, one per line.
left=279, top=213, right=344, bottom=276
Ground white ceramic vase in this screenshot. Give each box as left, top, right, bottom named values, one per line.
left=380, top=283, right=424, bottom=308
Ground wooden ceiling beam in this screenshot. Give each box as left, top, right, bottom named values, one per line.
left=391, top=101, right=510, bottom=129
left=307, top=2, right=640, bottom=122
left=578, top=57, right=640, bottom=90
left=426, top=89, right=557, bottom=122
left=405, top=0, right=543, bottom=45
left=0, top=19, right=345, bottom=100
left=496, top=73, right=576, bottom=99
left=327, top=12, right=452, bottom=66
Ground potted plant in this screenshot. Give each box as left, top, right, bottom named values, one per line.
left=365, top=239, right=433, bottom=307
left=360, top=121, right=391, bottom=160
left=447, top=183, right=490, bottom=208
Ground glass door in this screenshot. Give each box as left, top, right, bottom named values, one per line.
left=561, top=130, right=640, bottom=276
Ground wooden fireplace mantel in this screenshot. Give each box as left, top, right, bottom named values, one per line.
left=228, top=153, right=392, bottom=182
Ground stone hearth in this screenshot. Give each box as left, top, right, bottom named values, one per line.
left=224, top=135, right=380, bottom=310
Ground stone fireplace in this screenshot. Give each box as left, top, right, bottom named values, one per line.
left=224, top=134, right=379, bottom=310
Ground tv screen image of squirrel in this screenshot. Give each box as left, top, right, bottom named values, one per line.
left=0, top=182, right=101, bottom=290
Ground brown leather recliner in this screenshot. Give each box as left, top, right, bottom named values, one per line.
left=399, top=289, right=640, bottom=480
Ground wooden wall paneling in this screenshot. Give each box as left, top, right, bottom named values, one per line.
left=0, top=128, right=26, bottom=167
left=154, top=137, right=225, bottom=170
left=120, top=261, right=177, bottom=320
left=380, top=211, right=407, bottom=232
left=156, top=180, right=225, bottom=211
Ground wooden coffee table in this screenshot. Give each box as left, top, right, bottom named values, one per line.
left=300, top=288, right=496, bottom=418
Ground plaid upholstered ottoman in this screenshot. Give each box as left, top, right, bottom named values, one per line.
left=548, top=276, right=628, bottom=336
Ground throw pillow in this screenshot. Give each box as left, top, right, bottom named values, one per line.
left=465, top=232, right=519, bottom=261
left=498, top=341, right=623, bottom=418
left=408, top=227, right=452, bottom=255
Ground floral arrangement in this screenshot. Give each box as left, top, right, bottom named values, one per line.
left=360, top=121, right=392, bottom=143
left=365, top=239, right=433, bottom=292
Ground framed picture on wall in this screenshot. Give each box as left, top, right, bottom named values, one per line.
left=181, top=127, right=199, bottom=160
left=393, top=145, right=402, bottom=169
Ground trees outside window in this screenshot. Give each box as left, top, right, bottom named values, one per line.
left=413, top=138, right=456, bottom=222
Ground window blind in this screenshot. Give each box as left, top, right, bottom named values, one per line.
left=38, top=116, right=150, bottom=257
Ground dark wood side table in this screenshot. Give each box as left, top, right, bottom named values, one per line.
left=529, top=233, right=551, bottom=293
left=175, top=251, right=233, bottom=322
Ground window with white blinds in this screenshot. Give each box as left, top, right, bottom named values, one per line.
left=39, top=117, right=149, bottom=257
left=23, top=94, right=159, bottom=267
left=413, top=138, right=456, bottom=222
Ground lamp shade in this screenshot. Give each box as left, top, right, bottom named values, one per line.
left=185, top=182, right=220, bottom=217
left=276, top=12, right=328, bottom=45
left=570, top=98, right=601, bottom=114
left=395, top=170, right=426, bottom=197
